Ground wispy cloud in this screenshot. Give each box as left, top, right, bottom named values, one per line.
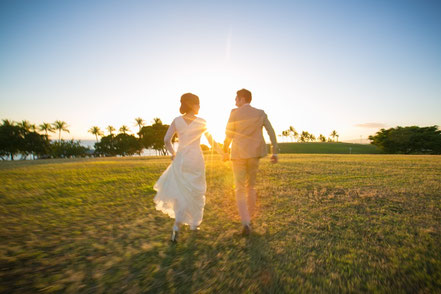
left=355, top=123, right=386, bottom=128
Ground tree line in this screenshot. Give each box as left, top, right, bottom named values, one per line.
left=0, top=117, right=173, bottom=160
left=3, top=118, right=440, bottom=159
left=279, top=126, right=339, bottom=142
left=0, top=119, right=88, bottom=160
left=369, top=125, right=441, bottom=154
left=92, top=117, right=175, bottom=157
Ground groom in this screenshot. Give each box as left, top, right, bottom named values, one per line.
left=223, top=88, right=278, bottom=236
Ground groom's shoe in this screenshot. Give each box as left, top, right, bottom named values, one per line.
left=241, top=225, right=251, bottom=236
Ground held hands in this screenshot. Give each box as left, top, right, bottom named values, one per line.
left=222, top=152, right=276, bottom=163
left=171, top=154, right=175, bottom=161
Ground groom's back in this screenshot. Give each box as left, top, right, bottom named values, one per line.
left=226, top=104, right=268, bottom=159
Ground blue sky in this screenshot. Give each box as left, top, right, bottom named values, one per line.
left=1, top=0, right=440, bottom=142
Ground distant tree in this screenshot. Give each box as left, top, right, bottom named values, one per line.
left=0, top=120, right=22, bottom=160
left=369, top=126, right=441, bottom=154
left=53, top=120, right=70, bottom=142
left=289, top=126, right=298, bottom=142
left=0, top=120, right=50, bottom=160
left=300, top=131, right=309, bottom=142
left=23, top=131, right=50, bottom=159
left=281, top=126, right=298, bottom=142
left=319, top=134, right=326, bottom=142
left=51, top=139, right=89, bottom=158
left=119, top=125, right=130, bottom=135
left=114, top=133, right=143, bottom=156
left=139, top=125, right=159, bottom=154
left=330, top=130, right=338, bottom=142
left=281, top=130, right=290, bottom=142
left=139, top=118, right=174, bottom=155
left=106, top=125, right=116, bottom=136
left=0, top=147, right=6, bottom=160
left=17, top=120, right=32, bottom=132
left=94, top=133, right=142, bottom=157
left=39, top=122, right=55, bottom=137
left=88, top=126, right=104, bottom=142
left=2, top=119, right=14, bottom=127
left=309, top=134, right=316, bottom=142
left=94, top=135, right=117, bottom=157
left=134, top=117, right=145, bottom=136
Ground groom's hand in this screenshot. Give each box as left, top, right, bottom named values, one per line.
left=222, top=152, right=230, bottom=162
left=270, top=154, right=278, bottom=164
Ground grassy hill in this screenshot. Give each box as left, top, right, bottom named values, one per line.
left=277, top=142, right=382, bottom=154
left=1, top=155, right=440, bottom=292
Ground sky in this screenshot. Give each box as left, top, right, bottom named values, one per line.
left=1, top=0, right=440, bottom=143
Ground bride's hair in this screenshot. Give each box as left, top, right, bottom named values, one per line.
left=180, top=93, right=199, bottom=114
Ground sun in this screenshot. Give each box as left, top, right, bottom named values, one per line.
left=170, top=72, right=241, bottom=143
left=163, top=62, right=271, bottom=144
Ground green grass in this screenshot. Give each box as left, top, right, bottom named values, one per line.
left=277, top=142, right=382, bottom=154
left=1, top=154, right=440, bottom=293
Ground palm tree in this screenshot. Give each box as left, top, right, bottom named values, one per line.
left=153, top=117, right=162, bottom=125
left=106, top=125, right=116, bottom=136
left=134, top=117, right=145, bottom=133
left=17, top=120, right=31, bottom=131
left=119, top=125, right=130, bottom=134
left=39, top=122, right=55, bottom=137
left=300, top=131, right=309, bottom=142
left=330, top=130, right=338, bottom=142
left=88, top=126, right=104, bottom=142
left=134, top=117, right=145, bottom=139
left=53, top=120, right=70, bottom=141
left=289, top=126, right=298, bottom=142
left=2, top=119, right=15, bottom=128
left=281, top=130, right=290, bottom=142
left=2, top=119, right=13, bottom=126
left=319, top=134, right=326, bottom=142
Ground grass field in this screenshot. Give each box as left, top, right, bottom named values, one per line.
left=277, top=142, right=382, bottom=154
left=1, top=154, right=440, bottom=293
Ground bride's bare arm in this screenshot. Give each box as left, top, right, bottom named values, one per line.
left=164, top=120, right=177, bottom=159
left=204, top=132, right=224, bottom=155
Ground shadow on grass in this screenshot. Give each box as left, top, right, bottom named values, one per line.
left=245, top=231, right=283, bottom=293
left=148, top=231, right=199, bottom=293
left=146, top=229, right=283, bottom=293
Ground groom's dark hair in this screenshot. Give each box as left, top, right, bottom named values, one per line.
left=237, top=89, right=252, bottom=103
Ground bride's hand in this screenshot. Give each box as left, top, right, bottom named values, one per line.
left=171, top=154, right=175, bottom=160
left=222, top=152, right=230, bottom=162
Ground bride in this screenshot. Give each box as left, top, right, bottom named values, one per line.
left=153, top=93, right=223, bottom=242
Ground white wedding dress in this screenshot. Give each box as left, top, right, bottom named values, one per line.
left=154, top=116, right=218, bottom=227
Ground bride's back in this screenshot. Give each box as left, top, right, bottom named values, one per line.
left=174, top=116, right=207, bottom=151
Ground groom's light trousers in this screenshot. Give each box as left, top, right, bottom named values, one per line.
left=232, top=157, right=259, bottom=226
